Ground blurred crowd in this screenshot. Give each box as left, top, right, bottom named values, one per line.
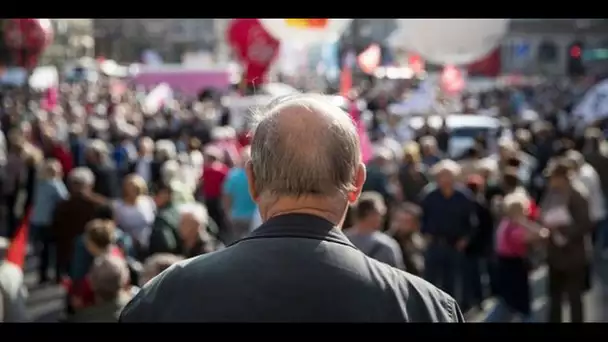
left=0, top=73, right=607, bottom=322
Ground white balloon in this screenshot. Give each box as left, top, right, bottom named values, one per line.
left=395, top=19, right=510, bottom=65
left=260, top=19, right=352, bottom=46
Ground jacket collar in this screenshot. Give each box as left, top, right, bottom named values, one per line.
left=239, top=213, right=355, bottom=249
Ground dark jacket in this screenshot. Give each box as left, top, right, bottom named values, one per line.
left=362, top=165, right=390, bottom=201
left=67, top=293, right=132, bottom=323
left=51, top=191, right=107, bottom=267
left=120, top=214, right=464, bottom=322
left=147, top=204, right=182, bottom=257
left=541, top=183, right=593, bottom=272
left=464, top=198, right=494, bottom=257
left=397, top=163, right=429, bottom=205
left=88, top=161, right=119, bottom=199
left=147, top=204, right=222, bottom=258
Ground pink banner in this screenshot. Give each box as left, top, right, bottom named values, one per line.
left=349, top=102, right=373, bottom=164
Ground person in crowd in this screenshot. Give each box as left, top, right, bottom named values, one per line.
left=140, top=253, right=184, bottom=287
left=458, top=146, right=483, bottom=183
left=52, top=167, right=106, bottom=281
left=67, top=254, right=132, bottom=322
left=151, top=140, right=177, bottom=189
left=177, top=203, right=223, bottom=258
left=200, top=145, right=229, bottom=237
left=30, top=159, right=68, bottom=284
left=85, top=140, right=119, bottom=199
left=113, top=174, right=156, bottom=257
left=147, top=182, right=181, bottom=256
left=346, top=191, right=405, bottom=270
left=68, top=219, right=126, bottom=311
left=420, top=159, right=478, bottom=303
left=362, top=148, right=392, bottom=202
left=3, top=129, right=41, bottom=237
left=419, top=136, right=442, bottom=168
left=161, top=160, right=195, bottom=204
left=397, top=142, right=429, bottom=205
left=487, top=192, right=549, bottom=322
left=462, top=175, right=495, bottom=310
left=41, top=127, right=74, bottom=180
left=120, top=94, right=464, bottom=322
left=0, top=237, right=28, bottom=322
left=566, top=150, right=607, bottom=248
left=113, top=135, right=137, bottom=181
left=583, top=129, right=608, bottom=255
left=68, top=124, right=87, bottom=168
left=540, top=159, right=592, bottom=323
left=222, top=146, right=256, bottom=243
left=386, top=202, right=425, bottom=276
left=186, top=137, right=204, bottom=180
left=70, top=205, right=134, bottom=286
left=128, top=136, right=155, bottom=185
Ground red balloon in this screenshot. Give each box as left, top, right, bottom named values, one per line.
left=226, top=19, right=280, bottom=87
left=3, top=19, right=54, bottom=69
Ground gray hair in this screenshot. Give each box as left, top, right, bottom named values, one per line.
left=249, top=93, right=360, bottom=198
left=89, top=254, right=130, bottom=301
left=87, top=139, right=109, bottom=156
left=68, top=167, right=95, bottom=187
left=161, top=160, right=180, bottom=185
left=155, top=140, right=176, bottom=160
left=141, top=253, right=184, bottom=286
left=431, top=159, right=461, bottom=178
left=178, top=203, right=209, bottom=229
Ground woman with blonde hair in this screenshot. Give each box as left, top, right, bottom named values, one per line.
left=113, top=174, right=156, bottom=257
left=30, top=158, right=69, bottom=284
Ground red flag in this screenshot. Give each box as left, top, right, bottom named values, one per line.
left=357, top=44, right=381, bottom=75
left=467, top=48, right=501, bottom=77
left=339, top=67, right=352, bottom=98
left=408, top=54, right=425, bottom=75
left=227, top=19, right=280, bottom=87
left=5, top=208, right=32, bottom=269
left=440, top=65, right=465, bottom=95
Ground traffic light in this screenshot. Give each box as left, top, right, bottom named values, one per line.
left=567, top=42, right=585, bottom=76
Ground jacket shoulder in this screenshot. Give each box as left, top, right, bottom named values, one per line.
left=119, top=254, right=212, bottom=322
left=369, top=259, right=464, bottom=322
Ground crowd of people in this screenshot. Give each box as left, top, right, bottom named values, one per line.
left=0, top=72, right=606, bottom=322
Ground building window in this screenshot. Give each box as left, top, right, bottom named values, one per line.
left=537, top=40, right=558, bottom=64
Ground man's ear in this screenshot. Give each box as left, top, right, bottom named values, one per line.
left=347, top=162, right=366, bottom=203
left=245, top=160, right=259, bottom=202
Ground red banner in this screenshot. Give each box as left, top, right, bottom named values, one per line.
left=3, top=19, right=53, bottom=69
left=440, top=65, right=465, bottom=95
left=467, top=48, right=501, bottom=77
left=227, top=19, right=280, bottom=87
left=408, top=53, right=425, bottom=75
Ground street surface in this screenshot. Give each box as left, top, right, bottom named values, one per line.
left=470, top=255, right=608, bottom=322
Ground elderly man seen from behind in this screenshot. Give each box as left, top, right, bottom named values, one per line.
left=120, top=93, right=464, bottom=323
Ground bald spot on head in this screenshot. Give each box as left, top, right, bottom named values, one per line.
left=250, top=95, right=361, bottom=199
